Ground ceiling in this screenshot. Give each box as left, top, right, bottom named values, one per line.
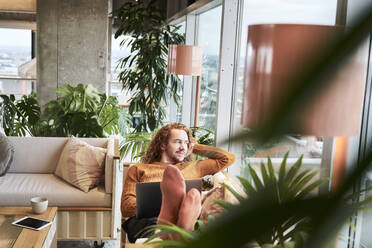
left=0, top=0, right=36, bottom=12
left=0, top=0, right=168, bottom=31
left=0, top=0, right=36, bottom=29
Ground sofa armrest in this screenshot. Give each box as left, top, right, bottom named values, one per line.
left=111, top=147, right=123, bottom=239
left=105, top=138, right=121, bottom=193
left=113, top=138, right=120, bottom=159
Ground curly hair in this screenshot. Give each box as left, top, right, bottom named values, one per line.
left=141, top=123, right=195, bottom=164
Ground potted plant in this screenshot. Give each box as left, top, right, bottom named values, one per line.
left=114, top=0, right=185, bottom=132
left=0, top=84, right=124, bottom=138
left=143, top=153, right=327, bottom=248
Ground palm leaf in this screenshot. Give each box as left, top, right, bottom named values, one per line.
left=278, top=152, right=289, bottom=185
left=213, top=199, right=235, bottom=210
left=249, top=165, right=264, bottom=191
left=148, top=240, right=187, bottom=248
left=267, top=157, right=276, bottom=181
left=343, top=185, right=372, bottom=201
left=285, top=155, right=303, bottom=184
left=297, top=178, right=329, bottom=199
left=289, top=169, right=312, bottom=189
left=261, top=162, right=271, bottom=185
left=237, top=176, right=257, bottom=197
left=289, top=171, right=324, bottom=198
left=145, top=224, right=197, bottom=243
left=220, top=182, right=245, bottom=202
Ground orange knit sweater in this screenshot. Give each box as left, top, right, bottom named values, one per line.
left=121, top=144, right=236, bottom=217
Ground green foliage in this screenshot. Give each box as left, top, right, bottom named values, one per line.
left=120, top=131, right=154, bottom=161
left=142, top=154, right=325, bottom=248
left=117, top=108, right=133, bottom=136
left=0, top=84, right=123, bottom=138
left=190, top=126, right=215, bottom=146
left=114, top=0, right=185, bottom=131
left=98, top=93, right=120, bottom=135
left=143, top=218, right=217, bottom=247
left=145, top=224, right=197, bottom=247
left=219, top=153, right=327, bottom=246
left=0, top=93, right=48, bottom=136
left=44, top=84, right=104, bottom=137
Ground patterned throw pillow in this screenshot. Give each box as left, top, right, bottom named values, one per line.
left=54, top=137, right=107, bottom=192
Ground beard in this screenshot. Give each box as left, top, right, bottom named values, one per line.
left=165, top=149, right=185, bottom=163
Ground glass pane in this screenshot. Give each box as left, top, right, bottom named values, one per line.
left=0, top=28, right=32, bottom=97
left=230, top=1, right=369, bottom=247
left=111, top=34, right=135, bottom=111
left=197, top=6, right=222, bottom=132
left=230, top=0, right=338, bottom=179
left=172, top=21, right=186, bottom=123
left=360, top=177, right=372, bottom=247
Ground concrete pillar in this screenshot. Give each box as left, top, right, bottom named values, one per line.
left=37, top=0, right=58, bottom=107
left=37, top=0, right=109, bottom=107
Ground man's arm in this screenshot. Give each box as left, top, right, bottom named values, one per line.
left=121, top=165, right=139, bottom=217
left=191, top=143, right=236, bottom=176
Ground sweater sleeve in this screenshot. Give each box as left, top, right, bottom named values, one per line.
left=192, top=143, right=236, bottom=177
left=121, top=165, right=139, bottom=217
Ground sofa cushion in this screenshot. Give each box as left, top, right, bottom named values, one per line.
left=0, top=173, right=111, bottom=207
left=55, top=137, right=107, bottom=192
left=7, top=137, right=109, bottom=174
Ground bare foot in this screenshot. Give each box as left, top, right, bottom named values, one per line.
left=157, top=165, right=186, bottom=226
left=176, top=188, right=201, bottom=231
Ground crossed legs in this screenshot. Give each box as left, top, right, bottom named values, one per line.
left=157, top=165, right=201, bottom=238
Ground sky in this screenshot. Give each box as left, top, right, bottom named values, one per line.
left=0, top=28, right=31, bottom=47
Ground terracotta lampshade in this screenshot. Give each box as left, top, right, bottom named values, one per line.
left=168, top=45, right=203, bottom=76
left=242, top=24, right=368, bottom=136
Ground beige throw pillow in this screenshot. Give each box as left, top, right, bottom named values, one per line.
left=55, top=137, right=107, bottom=193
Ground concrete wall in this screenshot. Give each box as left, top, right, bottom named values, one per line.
left=37, top=0, right=109, bottom=107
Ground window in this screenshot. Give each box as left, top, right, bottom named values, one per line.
left=229, top=2, right=372, bottom=248
left=110, top=34, right=133, bottom=103
left=169, top=21, right=186, bottom=123
left=111, top=22, right=186, bottom=123
left=229, top=0, right=338, bottom=180
left=197, top=6, right=222, bottom=132
left=0, top=28, right=32, bottom=97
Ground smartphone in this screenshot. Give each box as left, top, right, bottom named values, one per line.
left=12, top=216, right=52, bottom=231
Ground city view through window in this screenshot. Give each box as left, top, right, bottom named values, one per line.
left=0, top=28, right=32, bottom=96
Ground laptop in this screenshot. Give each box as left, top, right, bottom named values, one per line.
left=136, top=179, right=202, bottom=219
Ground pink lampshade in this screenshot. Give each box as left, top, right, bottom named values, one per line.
left=242, top=24, right=368, bottom=136
left=168, top=45, right=203, bottom=76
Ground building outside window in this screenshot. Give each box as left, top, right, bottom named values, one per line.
left=197, top=5, right=222, bottom=132
left=0, top=28, right=32, bottom=97
left=111, top=21, right=185, bottom=124
left=110, top=34, right=133, bottom=104
left=229, top=0, right=338, bottom=180
left=169, top=21, right=186, bottom=123
left=228, top=0, right=372, bottom=247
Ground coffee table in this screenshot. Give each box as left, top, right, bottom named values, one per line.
left=0, top=207, right=58, bottom=248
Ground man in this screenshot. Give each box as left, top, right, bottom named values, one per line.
left=121, top=123, right=235, bottom=242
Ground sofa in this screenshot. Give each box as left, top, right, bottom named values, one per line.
left=0, top=136, right=123, bottom=244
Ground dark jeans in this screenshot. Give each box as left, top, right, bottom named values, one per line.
left=122, top=216, right=158, bottom=243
